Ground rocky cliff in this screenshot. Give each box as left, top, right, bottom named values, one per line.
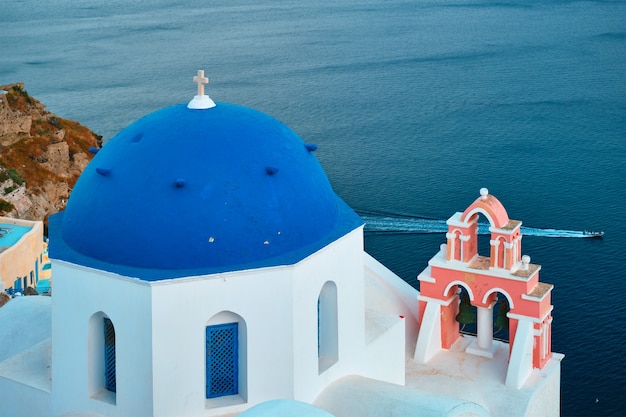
left=0, top=83, right=101, bottom=224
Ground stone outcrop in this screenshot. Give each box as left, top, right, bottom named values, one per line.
left=0, top=83, right=101, bottom=223
left=0, top=83, right=32, bottom=145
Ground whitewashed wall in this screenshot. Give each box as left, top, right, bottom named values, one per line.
left=49, top=225, right=412, bottom=417
left=150, top=265, right=294, bottom=417
left=51, top=262, right=154, bottom=417
left=292, top=228, right=367, bottom=401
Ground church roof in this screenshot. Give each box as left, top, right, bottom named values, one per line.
left=49, top=95, right=362, bottom=280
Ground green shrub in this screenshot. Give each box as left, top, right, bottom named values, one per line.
left=0, top=169, right=25, bottom=186
left=10, top=84, right=33, bottom=104
left=0, top=198, right=14, bottom=213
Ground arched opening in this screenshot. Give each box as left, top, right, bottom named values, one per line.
left=463, top=290, right=513, bottom=359
left=206, top=311, right=247, bottom=402
left=453, top=286, right=512, bottom=352
left=318, top=281, right=338, bottom=373
left=453, top=229, right=462, bottom=261
left=455, top=286, right=477, bottom=335
left=489, top=292, right=511, bottom=343
left=475, top=214, right=492, bottom=258
left=493, top=236, right=505, bottom=269
left=88, top=311, right=116, bottom=404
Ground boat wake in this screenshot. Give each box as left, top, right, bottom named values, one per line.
left=358, top=212, right=604, bottom=238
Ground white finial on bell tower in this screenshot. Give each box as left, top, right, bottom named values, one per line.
left=480, top=188, right=489, bottom=200
left=188, top=70, right=216, bottom=110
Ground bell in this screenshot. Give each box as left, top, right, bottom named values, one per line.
left=455, top=293, right=476, bottom=325
left=494, top=299, right=510, bottom=330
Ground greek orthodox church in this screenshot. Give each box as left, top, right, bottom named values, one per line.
left=0, top=71, right=563, bottom=417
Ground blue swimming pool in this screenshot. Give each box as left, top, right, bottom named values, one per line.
left=0, top=223, right=33, bottom=247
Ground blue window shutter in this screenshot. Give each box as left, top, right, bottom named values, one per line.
left=104, top=317, right=116, bottom=393
left=206, top=323, right=238, bottom=398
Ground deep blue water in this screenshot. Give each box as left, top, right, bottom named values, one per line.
left=2, top=1, right=625, bottom=415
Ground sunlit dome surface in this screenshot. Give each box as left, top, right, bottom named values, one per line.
left=49, top=102, right=362, bottom=280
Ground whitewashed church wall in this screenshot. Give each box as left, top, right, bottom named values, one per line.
left=291, top=227, right=367, bottom=402
left=363, top=253, right=420, bottom=358
left=360, top=316, right=406, bottom=385
left=149, top=266, right=295, bottom=417
left=51, top=261, right=154, bottom=417
left=48, top=226, right=378, bottom=417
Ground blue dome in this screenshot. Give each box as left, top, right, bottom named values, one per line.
left=50, top=103, right=362, bottom=280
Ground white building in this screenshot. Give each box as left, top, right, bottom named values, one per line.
left=0, top=72, right=562, bottom=417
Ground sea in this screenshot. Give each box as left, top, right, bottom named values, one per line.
left=1, top=0, right=625, bottom=415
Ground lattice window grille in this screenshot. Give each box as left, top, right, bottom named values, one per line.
left=206, top=323, right=238, bottom=398
left=104, top=317, right=116, bottom=393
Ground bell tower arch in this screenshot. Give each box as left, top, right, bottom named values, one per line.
left=415, top=189, right=554, bottom=389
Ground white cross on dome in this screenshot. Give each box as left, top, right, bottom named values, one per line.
left=193, top=70, right=208, bottom=97
left=188, top=69, right=216, bottom=110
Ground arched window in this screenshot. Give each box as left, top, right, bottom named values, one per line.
left=476, top=215, right=491, bottom=258
left=453, top=230, right=462, bottom=261
left=494, top=237, right=506, bottom=269
left=205, top=311, right=247, bottom=403
left=88, top=312, right=116, bottom=403
left=318, top=281, right=338, bottom=373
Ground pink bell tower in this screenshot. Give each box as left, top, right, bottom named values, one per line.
left=414, top=188, right=554, bottom=389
